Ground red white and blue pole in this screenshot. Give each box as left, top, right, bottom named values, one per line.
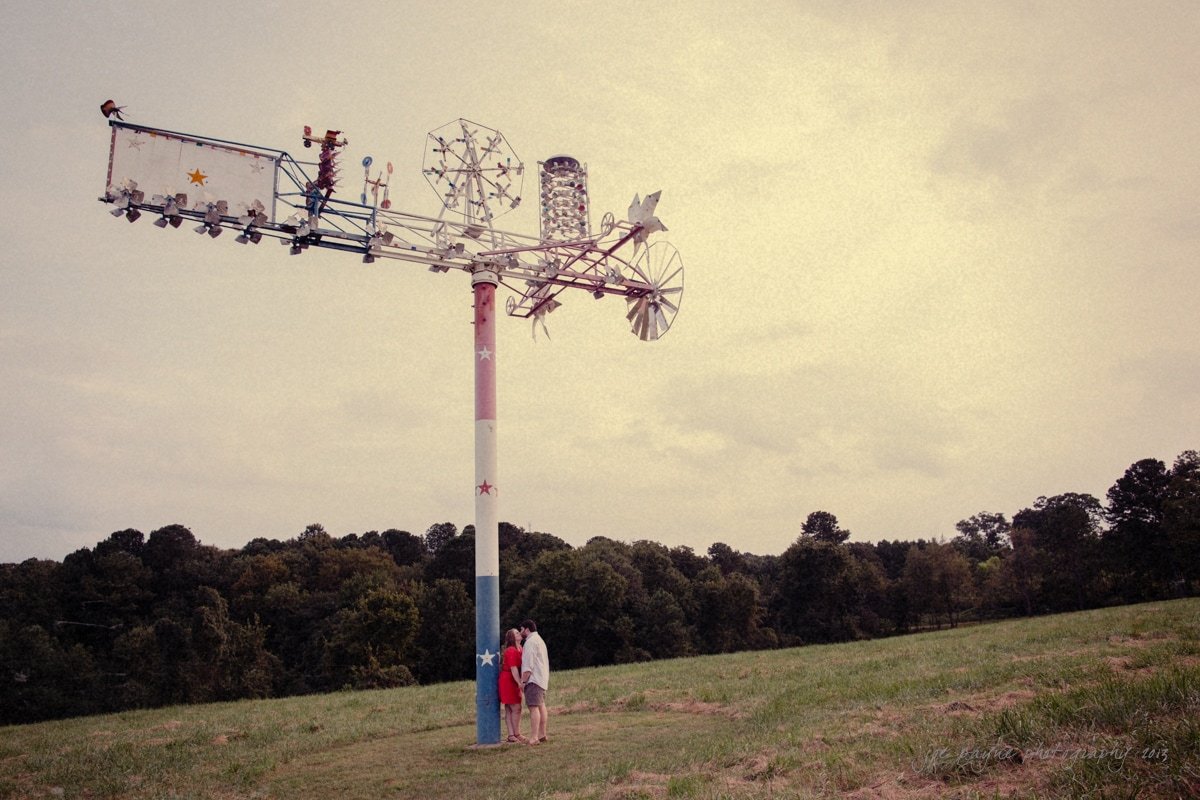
left=472, top=269, right=501, bottom=745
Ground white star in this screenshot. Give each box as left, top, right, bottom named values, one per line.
left=477, top=346, right=493, bottom=361
left=126, top=137, right=145, bottom=151
left=628, top=190, right=667, bottom=251
left=478, top=649, right=496, bottom=666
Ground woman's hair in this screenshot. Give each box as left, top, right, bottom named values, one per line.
left=503, top=628, right=520, bottom=649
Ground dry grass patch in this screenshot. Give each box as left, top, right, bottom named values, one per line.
left=267, top=707, right=730, bottom=800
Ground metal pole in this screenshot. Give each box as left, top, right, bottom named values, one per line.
left=472, top=270, right=501, bottom=745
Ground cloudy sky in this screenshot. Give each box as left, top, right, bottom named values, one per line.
left=1, top=1, right=1197, bottom=563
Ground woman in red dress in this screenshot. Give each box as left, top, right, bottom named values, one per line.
left=498, top=628, right=526, bottom=742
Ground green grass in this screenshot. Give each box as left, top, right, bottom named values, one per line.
left=2, top=599, right=1198, bottom=799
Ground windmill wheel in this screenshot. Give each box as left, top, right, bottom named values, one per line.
left=626, top=241, right=684, bottom=341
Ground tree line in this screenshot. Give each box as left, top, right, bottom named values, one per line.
left=2, top=451, right=1197, bottom=725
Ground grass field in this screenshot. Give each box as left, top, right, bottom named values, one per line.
left=2, top=599, right=1198, bottom=799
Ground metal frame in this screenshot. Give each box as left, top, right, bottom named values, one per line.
left=100, top=116, right=680, bottom=746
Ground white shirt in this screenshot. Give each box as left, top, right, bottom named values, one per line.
left=522, top=631, right=549, bottom=690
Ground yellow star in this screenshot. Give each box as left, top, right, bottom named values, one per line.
left=187, top=168, right=208, bottom=186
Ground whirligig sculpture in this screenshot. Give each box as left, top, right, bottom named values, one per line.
left=99, top=110, right=683, bottom=745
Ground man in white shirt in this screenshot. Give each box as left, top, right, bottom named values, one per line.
left=519, top=618, right=549, bottom=744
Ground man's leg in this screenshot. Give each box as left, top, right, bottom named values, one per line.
left=532, top=704, right=543, bottom=741
left=524, top=685, right=541, bottom=741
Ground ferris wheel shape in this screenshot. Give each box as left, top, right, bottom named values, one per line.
left=626, top=241, right=684, bottom=341
left=422, top=118, right=523, bottom=226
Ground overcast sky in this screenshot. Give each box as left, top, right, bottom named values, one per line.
left=1, top=1, right=1197, bottom=563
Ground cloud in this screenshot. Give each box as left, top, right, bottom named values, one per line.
left=3, top=2, right=1199, bottom=561
left=929, top=90, right=1086, bottom=188
left=1117, top=348, right=1200, bottom=413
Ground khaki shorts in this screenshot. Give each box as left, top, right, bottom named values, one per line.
left=524, top=682, right=546, bottom=707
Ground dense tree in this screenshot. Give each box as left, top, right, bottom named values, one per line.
left=873, top=540, right=914, bottom=581
left=846, top=546, right=891, bottom=637
left=298, top=523, right=332, bottom=545
left=504, top=547, right=634, bottom=668
left=414, top=579, right=474, bottom=682
left=774, top=537, right=861, bottom=643
left=707, top=542, right=747, bottom=575
left=188, top=587, right=279, bottom=701
left=668, top=545, right=708, bottom=580
left=0, top=621, right=100, bottom=723
left=381, top=529, right=425, bottom=567
left=1013, top=494, right=1103, bottom=612
left=902, top=543, right=975, bottom=628
left=991, top=527, right=1045, bottom=616
left=694, top=567, right=769, bottom=653
left=952, top=512, right=1011, bottom=562
left=423, top=522, right=458, bottom=555
left=1164, top=450, right=1200, bottom=590
left=424, top=529, right=476, bottom=591
left=1, top=558, right=65, bottom=629
left=94, top=528, right=145, bottom=558
left=321, top=588, right=418, bottom=690
left=629, top=541, right=695, bottom=619
left=801, top=511, right=851, bottom=544
left=1104, top=459, right=1172, bottom=601
left=4, top=449, right=1199, bottom=724
left=636, top=588, right=693, bottom=659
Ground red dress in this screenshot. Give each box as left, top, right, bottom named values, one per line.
left=498, top=645, right=522, bottom=704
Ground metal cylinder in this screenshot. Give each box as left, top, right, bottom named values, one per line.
left=539, top=154, right=589, bottom=242
left=472, top=272, right=501, bottom=745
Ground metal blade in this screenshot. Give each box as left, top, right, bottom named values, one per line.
left=653, top=305, right=669, bottom=338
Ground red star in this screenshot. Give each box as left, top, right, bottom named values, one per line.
left=476, top=480, right=495, bottom=495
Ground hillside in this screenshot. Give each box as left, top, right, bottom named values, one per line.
left=2, top=599, right=1197, bottom=799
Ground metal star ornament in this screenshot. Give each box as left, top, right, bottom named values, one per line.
left=628, top=190, right=667, bottom=251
